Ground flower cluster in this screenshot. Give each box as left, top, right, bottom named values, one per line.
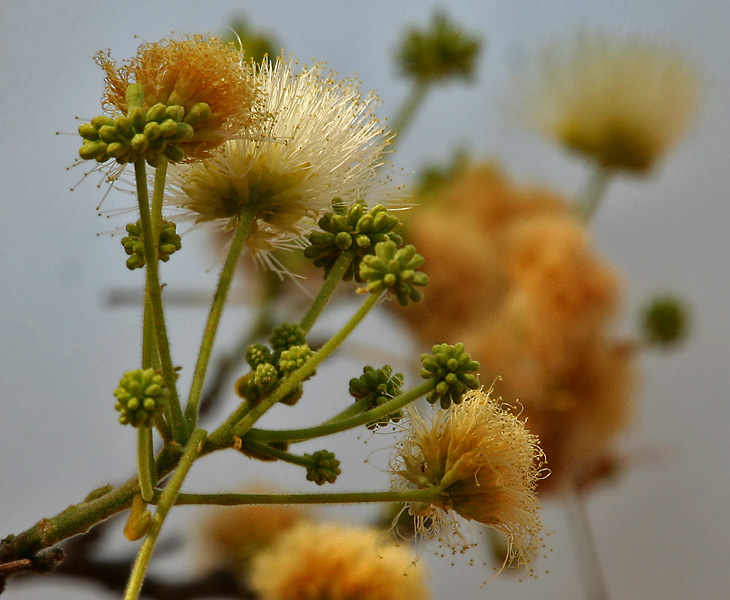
left=113, top=369, right=168, bottom=427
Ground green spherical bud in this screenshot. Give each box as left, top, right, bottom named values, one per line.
left=98, top=125, right=118, bottom=143
left=173, top=122, right=195, bottom=143
left=129, top=107, right=146, bottom=132
left=130, top=133, right=149, bottom=153
left=269, top=323, right=307, bottom=356
left=78, top=123, right=100, bottom=141
left=91, top=115, right=116, bottom=129
left=79, top=141, right=108, bottom=160
left=114, top=368, right=168, bottom=427
left=359, top=241, right=429, bottom=306
left=164, top=144, right=185, bottom=162
left=642, top=295, right=689, bottom=348
left=158, top=118, right=179, bottom=138
left=349, top=365, right=404, bottom=429
left=277, top=344, right=315, bottom=379
left=143, top=121, right=162, bottom=141
left=115, top=115, right=134, bottom=139
left=165, top=105, right=185, bottom=122
left=420, top=342, right=480, bottom=408
left=106, top=142, right=127, bottom=159
left=246, top=343, right=273, bottom=369
left=305, top=450, right=341, bottom=485
left=253, top=362, right=279, bottom=390
left=183, top=102, right=212, bottom=125
left=146, top=103, right=168, bottom=123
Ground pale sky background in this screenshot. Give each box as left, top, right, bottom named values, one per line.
left=1, top=1, right=729, bottom=599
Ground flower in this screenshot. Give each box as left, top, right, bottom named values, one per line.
left=392, top=389, right=545, bottom=568
left=249, top=522, right=430, bottom=600
left=521, top=33, right=700, bottom=173
left=165, top=56, right=392, bottom=257
left=95, top=35, right=260, bottom=161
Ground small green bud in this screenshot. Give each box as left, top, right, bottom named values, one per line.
left=158, top=118, right=179, bottom=138
left=349, top=365, right=404, bottom=429
left=269, top=323, right=307, bottom=356
left=91, top=115, right=115, bottom=129
left=305, top=450, right=341, bottom=485
left=280, top=384, right=304, bottom=406
left=143, top=121, right=162, bottom=141
left=146, top=103, right=168, bottom=123
left=165, top=105, right=185, bottom=122
left=121, top=219, right=181, bottom=270
left=115, top=115, right=133, bottom=139
left=98, top=125, right=118, bottom=143
left=183, top=102, right=212, bottom=125
left=129, top=107, right=146, bottom=132
left=79, top=141, right=108, bottom=160
left=78, top=123, right=100, bottom=141
left=106, top=142, right=127, bottom=159
left=164, top=144, right=185, bottom=162
left=335, top=231, right=353, bottom=249
left=420, top=342, right=480, bottom=408
left=246, top=343, right=273, bottom=369
left=359, top=241, right=429, bottom=306
left=114, top=368, right=168, bottom=427
left=130, top=133, right=149, bottom=153
left=173, top=122, right=195, bottom=143
left=642, top=295, right=689, bottom=348
left=277, top=344, right=315, bottom=379
left=253, top=362, right=279, bottom=391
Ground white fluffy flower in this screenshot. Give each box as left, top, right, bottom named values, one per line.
left=166, top=56, right=392, bottom=255
left=521, top=33, right=700, bottom=173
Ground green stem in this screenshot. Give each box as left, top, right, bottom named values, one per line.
left=136, top=427, right=155, bottom=503
left=324, top=397, right=372, bottom=424
left=240, top=439, right=312, bottom=467
left=575, top=164, right=612, bottom=222
left=244, top=380, right=435, bottom=444
left=213, top=291, right=383, bottom=446
left=165, top=487, right=443, bottom=507
left=185, top=209, right=257, bottom=429
left=299, top=252, right=354, bottom=333
left=133, top=159, right=187, bottom=444
left=564, top=481, right=610, bottom=600
left=388, top=79, right=430, bottom=148
left=123, top=429, right=206, bottom=600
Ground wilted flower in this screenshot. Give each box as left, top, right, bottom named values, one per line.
left=94, top=35, right=261, bottom=161
left=249, top=522, right=430, bottom=600
left=392, top=389, right=545, bottom=568
left=165, top=56, right=392, bottom=258
left=522, top=33, right=700, bottom=173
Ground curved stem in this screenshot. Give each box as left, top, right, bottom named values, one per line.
left=123, top=430, right=206, bottom=600
left=564, top=481, right=610, bottom=600
left=324, top=397, right=372, bottom=424
left=239, top=439, right=312, bottom=467
left=165, top=487, right=443, bottom=507
left=133, top=159, right=186, bottom=443
left=299, top=252, right=354, bottom=333
left=388, top=79, right=430, bottom=149
left=244, top=380, right=435, bottom=444
left=185, top=209, right=257, bottom=430
left=575, top=164, right=612, bottom=222
left=136, top=427, right=155, bottom=503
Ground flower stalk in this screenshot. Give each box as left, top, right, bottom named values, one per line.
left=299, top=251, right=354, bottom=333
left=576, top=164, right=613, bottom=222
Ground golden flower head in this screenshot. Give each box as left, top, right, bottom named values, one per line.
left=165, top=55, right=392, bottom=257
left=94, top=35, right=260, bottom=161
left=249, top=522, right=431, bottom=600
left=522, top=33, right=700, bottom=173
left=392, top=388, right=545, bottom=568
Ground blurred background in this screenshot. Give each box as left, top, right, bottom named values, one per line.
left=0, top=1, right=728, bottom=599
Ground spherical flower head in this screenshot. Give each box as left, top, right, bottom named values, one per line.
left=249, top=522, right=431, bottom=600
left=521, top=33, right=700, bottom=173
left=96, top=35, right=261, bottom=161
left=359, top=241, right=429, bottom=306
left=420, top=342, right=480, bottom=408
left=165, top=56, right=392, bottom=258
left=113, top=369, right=168, bottom=427
left=642, top=294, right=689, bottom=348
left=392, top=389, right=545, bottom=568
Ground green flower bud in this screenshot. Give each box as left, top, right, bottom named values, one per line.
left=164, top=144, right=185, bottom=162
left=146, top=103, right=168, bottom=123
left=115, top=115, right=134, bottom=139
left=269, top=323, right=307, bottom=357
left=143, top=121, right=162, bottom=141
left=98, top=125, right=118, bottom=143
left=129, top=107, right=147, bottom=132
left=359, top=241, right=429, bottom=306
left=277, top=344, right=315, bottom=379
left=106, top=142, right=127, bottom=159
left=79, top=141, right=108, bottom=160
left=305, top=450, right=341, bottom=485
left=398, top=12, right=481, bottom=83
left=183, top=102, right=212, bottom=125
left=165, top=105, right=186, bottom=122
left=642, top=295, right=689, bottom=348
left=349, top=365, right=405, bottom=429
left=130, top=133, right=149, bottom=153
left=114, top=368, right=168, bottom=427
left=158, top=118, right=179, bottom=138
left=91, top=115, right=115, bottom=129
left=246, top=343, right=273, bottom=369
left=121, top=219, right=181, bottom=270
left=420, top=342, right=480, bottom=408
left=78, top=123, right=100, bottom=141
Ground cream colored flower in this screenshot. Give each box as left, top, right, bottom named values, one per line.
left=249, top=522, right=430, bottom=600
left=522, top=33, right=700, bottom=173
left=392, top=388, right=545, bottom=568
left=165, top=56, right=392, bottom=256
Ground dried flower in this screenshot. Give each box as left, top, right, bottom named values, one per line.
left=165, top=56, right=391, bottom=258
left=95, top=35, right=260, bottom=161
left=249, top=522, right=430, bottom=600
left=392, top=389, right=545, bottom=568
left=521, top=33, right=700, bottom=173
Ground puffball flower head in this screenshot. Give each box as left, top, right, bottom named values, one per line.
left=96, top=35, right=261, bottom=161
left=393, top=388, right=545, bottom=568
left=523, top=33, right=700, bottom=173
left=249, top=522, right=431, bottom=600
left=165, top=56, right=392, bottom=256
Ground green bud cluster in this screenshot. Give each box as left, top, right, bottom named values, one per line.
left=642, top=295, right=689, bottom=348
left=245, top=343, right=273, bottom=369
left=304, top=200, right=403, bottom=282
left=359, top=241, right=429, bottom=306
left=78, top=101, right=212, bottom=167
left=420, top=342, right=480, bottom=408
left=269, top=323, right=307, bottom=358
left=121, top=219, right=182, bottom=270
left=278, top=345, right=316, bottom=379
left=349, top=365, right=405, bottom=429
left=113, top=369, right=168, bottom=427
left=398, top=12, right=481, bottom=83
left=304, top=450, right=341, bottom=485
